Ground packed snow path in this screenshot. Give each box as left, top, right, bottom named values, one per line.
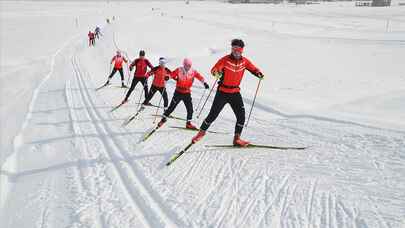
left=1, top=1, right=405, bottom=228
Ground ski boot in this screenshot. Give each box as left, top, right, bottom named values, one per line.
left=158, top=117, right=167, bottom=128
left=192, top=130, right=206, bottom=143
left=233, top=134, right=250, bottom=147
left=186, top=121, right=198, bottom=130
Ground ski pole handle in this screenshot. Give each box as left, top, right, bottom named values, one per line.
left=197, top=79, right=217, bottom=119
left=245, top=78, right=262, bottom=128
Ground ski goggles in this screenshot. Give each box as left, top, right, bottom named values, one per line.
left=232, top=46, right=244, bottom=54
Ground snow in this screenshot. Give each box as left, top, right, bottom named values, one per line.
left=1, top=1, right=405, bottom=228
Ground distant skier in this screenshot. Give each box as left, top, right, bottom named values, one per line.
left=192, top=39, right=264, bottom=147
left=121, top=50, right=154, bottom=104
left=88, top=31, right=95, bottom=46
left=142, top=57, right=171, bottom=108
left=157, top=58, right=209, bottom=129
left=95, top=26, right=102, bottom=39
left=104, top=51, right=128, bottom=88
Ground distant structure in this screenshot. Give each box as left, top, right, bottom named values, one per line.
left=371, top=0, right=391, bottom=6
left=355, top=0, right=391, bottom=6
left=229, top=0, right=394, bottom=5
left=355, top=0, right=372, bottom=6
left=228, top=0, right=283, bottom=3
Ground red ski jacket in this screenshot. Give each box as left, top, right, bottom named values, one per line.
left=147, top=66, right=171, bottom=88
left=211, top=55, right=261, bottom=93
left=88, top=32, right=95, bottom=39
left=170, top=67, right=205, bottom=94
left=111, top=55, right=127, bottom=69
left=129, top=58, right=153, bottom=78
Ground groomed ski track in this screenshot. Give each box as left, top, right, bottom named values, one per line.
left=1, top=2, right=404, bottom=228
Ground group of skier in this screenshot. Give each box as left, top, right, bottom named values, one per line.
left=88, top=26, right=102, bottom=47
left=103, top=39, right=264, bottom=147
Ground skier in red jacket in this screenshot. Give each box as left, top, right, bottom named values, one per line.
left=142, top=57, right=171, bottom=108
left=192, top=39, right=264, bottom=147
left=157, top=58, right=209, bottom=129
left=122, top=50, right=154, bottom=104
left=88, top=31, right=95, bottom=46
left=104, top=51, right=128, bottom=88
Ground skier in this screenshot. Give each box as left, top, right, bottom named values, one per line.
left=142, top=57, right=171, bottom=108
left=192, top=39, right=264, bottom=147
left=121, top=50, right=154, bottom=104
left=104, top=51, right=128, bottom=88
left=95, top=26, right=102, bottom=39
left=88, top=31, right=95, bottom=46
left=157, top=58, right=209, bottom=129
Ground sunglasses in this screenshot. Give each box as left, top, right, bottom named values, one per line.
left=232, top=46, right=244, bottom=53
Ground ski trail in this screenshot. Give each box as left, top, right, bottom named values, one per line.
left=306, top=179, right=318, bottom=228
left=72, top=55, right=154, bottom=228
left=72, top=52, right=184, bottom=227
left=11, top=34, right=81, bottom=160
left=64, top=80, right=106, bottom=228
left=256, top=174, right=291, bottom=227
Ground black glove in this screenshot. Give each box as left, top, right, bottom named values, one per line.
left=256, top=72, right=264, bottom=79
left=129, top=66, right=133, bottom=71
left=164, top=76, right=170, bottom=81
left=204, top=82, right=209, bottom=89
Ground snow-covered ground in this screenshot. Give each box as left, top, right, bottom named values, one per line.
left=1, top=1, right=404, bottom=227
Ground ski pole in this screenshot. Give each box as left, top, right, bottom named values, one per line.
left=195, top=88, right=207, bottom=112
left=245, top=78, right=262, bottom=128
left=153, top=86, right=167, bottom=124
left=123, top=52, right=131, bottom=96
left=196, top=79, right=217, bottom=119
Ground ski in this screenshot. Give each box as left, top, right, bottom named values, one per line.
left=110, top=103, right=125, bottom=112
left=143, top=104, right=163, bottom=108
left=151, top=114, right=187, bottom=121
left=95, top=84, right=127, bottom=91
left=122, top=106, right=145, bottom=126
left=169, top=126, right=228, bottom=135
left=205, top=144, right=307, bottom=150
left=95, top=83, right=109, bottom=91
left=141, top=124, right=162, bottom=142
left=113, top=85, right=128, bottom=89
left=166, top=142, right=195, bottom=166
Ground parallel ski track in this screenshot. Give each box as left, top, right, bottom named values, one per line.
left=72, top=52, right=184, bottom=228
left=65, top=80, right=106, bottom=228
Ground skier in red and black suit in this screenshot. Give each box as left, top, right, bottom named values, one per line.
left=192, top=39, right=264, bottom=147
left=122, top=50, right=153, bottom=104
left=88, top=31, right=95, bottom=46
left=142, top=57, right=171, bottom=108
left=104, top=51, right=128, bottom=88
left=157, top=58, right=209, bottom=129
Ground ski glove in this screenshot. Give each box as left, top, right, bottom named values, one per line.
left=204, top=82, right=209, bottom=89
left=256, top=72, right=264, bottom=80
left=164, top=76, right=170, bottom=81
left=129, top=66, right=133, bottom=71
left=212, top=71, right=223, bottom=80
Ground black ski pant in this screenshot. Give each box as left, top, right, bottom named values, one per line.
left=143, top=85, right=168, bottom=108
left=200, top=90, right=245, bottom=134
left=89, top=38, right=95, bottom=46
left=108, top=68, right=124, bottom=82
left=125, top=77, right=148, bottom=101
left=163, top=91, right=193, bottom=121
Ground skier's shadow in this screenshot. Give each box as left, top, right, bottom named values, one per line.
left=157, top=146, right=180, bottom=170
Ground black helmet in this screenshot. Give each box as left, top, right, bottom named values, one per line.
left=231, top=39, right=245, bottom=48
left=139, top=50, right=145, bottom=56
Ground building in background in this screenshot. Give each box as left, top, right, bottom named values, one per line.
left=372, top=0, right=391, bottom=6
